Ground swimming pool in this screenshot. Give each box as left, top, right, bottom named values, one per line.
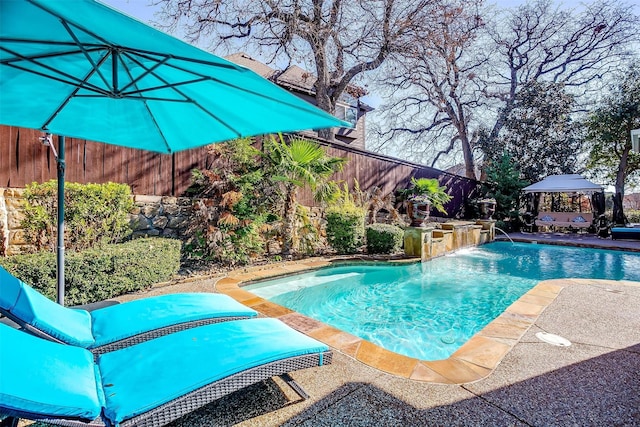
left=245, top=242, right=640, bottom=360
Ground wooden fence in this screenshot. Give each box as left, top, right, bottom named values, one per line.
left=0, top=125, right=481, bottom=218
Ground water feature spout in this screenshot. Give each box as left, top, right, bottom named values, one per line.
left=495, top=227, right=514, bottom=244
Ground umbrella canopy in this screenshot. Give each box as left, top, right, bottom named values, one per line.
left=1, top=0, right=348, bottom=305
left=522, top=174, right=603, bottom=195
left=0, top=0, right=348, bottom=151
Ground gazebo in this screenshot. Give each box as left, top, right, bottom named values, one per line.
left=522, top=174, right=605, bottom=234
left=522, top=174, right=603, bottom=195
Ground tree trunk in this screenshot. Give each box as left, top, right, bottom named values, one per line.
left=615, top=146, right=628, bottom=197
left=612, top=146, right=629, bottom=225
left=315, top=87, right=337, bottom=141
left=460, top=133, right=476, bottom=179
left=281, top=184, right=298, bottom=255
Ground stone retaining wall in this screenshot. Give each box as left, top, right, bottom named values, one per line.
left=0, top=189, right=334, bottom=256
left=0, top=189, right=198, bottom=256
left=0, top=188, right=29, bottom=256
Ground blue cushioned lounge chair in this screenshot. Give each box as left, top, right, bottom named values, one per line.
left=0, top=266, right=257, bottom=354
left=0, top=318, right=332, bottom=427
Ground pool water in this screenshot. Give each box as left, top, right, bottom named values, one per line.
left=245, top=242, right=640, bottom=361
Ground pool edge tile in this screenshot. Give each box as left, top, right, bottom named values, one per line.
left=451, top=336, right=513, bottom=370
left=355, top=341, right=419, bottom=378
left=213, top=259, right=640, bottom=385
left=410, top=362, right=455, bottom=383
left=422, top=358, right=486, bottom=384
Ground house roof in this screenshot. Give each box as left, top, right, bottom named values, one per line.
left=224, top=53, right=277, bottom=79
left=277, top=65, right=317, bottom=94
left=522, top=174, right=603, bottom=195
left=224, top=53, right=371, bottom=110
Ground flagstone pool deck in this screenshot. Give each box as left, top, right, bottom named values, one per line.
left=107, top=237, right=639, bottom=426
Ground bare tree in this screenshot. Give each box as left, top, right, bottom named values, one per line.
left=373, top=0, right=637, bottom=178
left=484, top=0, right=638, bottom=143
left=155, top=0, right=439, bottom=140
left=373, top=0, right=486, bottom=178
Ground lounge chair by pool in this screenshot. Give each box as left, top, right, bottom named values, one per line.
left=0, top=266, right=257, bottom=354
left=0, top=318, right=332, bottom=427
left=611, top=227, right=640, bottom=240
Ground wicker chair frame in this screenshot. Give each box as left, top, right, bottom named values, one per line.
left=1, top=351, right=332, bottom=427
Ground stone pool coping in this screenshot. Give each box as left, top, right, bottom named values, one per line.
left=213, top=256, right=640, bottom=385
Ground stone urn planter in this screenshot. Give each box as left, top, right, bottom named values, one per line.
left=407, top=200, right=432, bottom=227
left=401, top=178, right=452, bottom=228
left=477, top=198, right=497, bottom=220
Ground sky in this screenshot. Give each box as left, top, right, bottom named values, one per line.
left=104, top=0, right=631, bottom=19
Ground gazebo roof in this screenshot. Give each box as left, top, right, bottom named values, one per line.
left=522, top=174, right=603, bottom=195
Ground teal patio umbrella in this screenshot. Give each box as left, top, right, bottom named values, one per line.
left=0, top=0, right=348, bottom=305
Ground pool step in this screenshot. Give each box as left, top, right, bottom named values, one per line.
left=246, top=272, right=361, bottom=299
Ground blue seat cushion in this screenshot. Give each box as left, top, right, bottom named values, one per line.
left=0, top=324, right=104, bottom=420
left=611, top=227, right=640, bottom=233
left=0, top=266, right=95, bottom=347
left=98, top=318, right=329, bottom=424
left=1, top=266, right=257, bottom=350
left=90, top=293, right=257, bottom=348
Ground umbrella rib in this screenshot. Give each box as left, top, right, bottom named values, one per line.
left=123, top=78, right=210, bottom=96
left=125, top=50, right=333, bottom=119
left=133, top=70, right=243, bottom=140
left=0, top=42, right=104, bottom=64
left=118, top=50, right=194, bottom=99
left=117, top=51, right=332, bottom=121
left=117, top=57, right=170, bottom=94
left=0, top=45, right=113, bottom=95
left=60, top=20, right=112, bottom=92
left=1, top=60, right=112, bottom=97
left=41, top=53, right=112, bottom=130
left=22, top=0, right=244, bottom=72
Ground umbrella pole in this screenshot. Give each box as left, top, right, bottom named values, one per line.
left=56, top=135, right=65, bottom=305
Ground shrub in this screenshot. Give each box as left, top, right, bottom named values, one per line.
left=626, top=209, right=640, bottom=223
left=366, top=224, right=404, bottom=254
left=0, top=238, right=180, bottom=305
left=325, top=205, right=366, bottom=254
left=182, top=138, right=269, bottom=265
left=22, top=181, right=133, bottom=252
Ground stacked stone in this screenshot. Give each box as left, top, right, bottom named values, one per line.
left=0, top=188, right=35, bottom=255
left=129, top=195, right=192, bottom=239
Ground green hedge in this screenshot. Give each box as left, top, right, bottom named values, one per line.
left=0, top=238, right=181, bottom=306
left=22, top=181, right=133, bottom=252
left=366, top=224, right=404, bottom=254
left=325, top=206, right=366, bottom=254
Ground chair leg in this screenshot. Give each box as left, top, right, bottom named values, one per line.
left=279, top=373, right=310, bottom=400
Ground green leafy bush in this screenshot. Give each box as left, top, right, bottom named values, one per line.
left=182, top=138, right=269, bottom=265
left=626, top=209, right=640, bottom=223
left=366, top=224, right=404, bottom=254
left=22, top=181, right=133, bottom=252
left=326, top=205, right=366, bottom=254
left=0, top=238, right=180, bottom=305
left=325, top=183, right=366, bottom=254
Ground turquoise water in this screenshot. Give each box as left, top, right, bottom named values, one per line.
left=245, top=242, right=640, bottom=360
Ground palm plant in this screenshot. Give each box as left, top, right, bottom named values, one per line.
left=263, top=134, right=347, bottom=254
left=403, top=177, right=452, bottom=214
left=401, top=178, right=452, bottom=226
